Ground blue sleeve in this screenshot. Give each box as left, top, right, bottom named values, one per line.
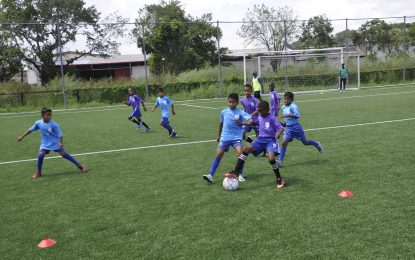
left=220, top=110, right=225, bottom=123
left=258, top=76, right=263, bottom=84
left=241, top=110, right=252, bottom=122
left=167, top=97, right=174, bottom=105
left=272, top=117, right=283, bottom=131
left=54, top=122, right=63, bottom=137
left=290, top=105, right=300, bottom=118
left=28, top=121, right=39, bottom=132
left=155, top=98, right=159, bottom=106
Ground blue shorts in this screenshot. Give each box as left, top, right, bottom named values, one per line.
left=129, top=110, right=142, bottom=118
left=218, top=140, right=242, bottom=152
left=160, top=117, right=170, bottom=125
left=40, top=147, right=64, bottom=154
left=251, top=137, right=279, bottom=157
left=284, top=123, right=307, bottom=142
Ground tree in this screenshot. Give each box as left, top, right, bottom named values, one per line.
left=0, top=32, right=22, bottom=82
left=298, top=15, right=334, bottom=48
left=0, top=0, right=126, bottom=84
left=238, top=5, right=297, bottom=52
left=134, top=1, right=219, bottom=75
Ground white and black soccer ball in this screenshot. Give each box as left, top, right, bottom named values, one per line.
left=223, top=177, right=239, bottom=191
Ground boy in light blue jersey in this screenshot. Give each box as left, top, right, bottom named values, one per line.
left=279, top=92, right=323, bottom=163
left=203, top=93, right=252, bottom=183
left=17, top=108, right=88, bottom=179
left=152, top=87, right=177, bottom=138
left=124, top=87, right=150, bottom=133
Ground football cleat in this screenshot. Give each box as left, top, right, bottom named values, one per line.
left=203, top=174, right=213, bottom=184
left=32, top=172, right=42, bottom=179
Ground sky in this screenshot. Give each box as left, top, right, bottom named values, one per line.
left=83, top=0, right=414, bottom=54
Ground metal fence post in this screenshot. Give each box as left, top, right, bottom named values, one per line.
left=345, top=18, right=349, bottom=52
left=217, top=21, right=223, bottom=98
left=283, top=20, right=288, bottom=92
left=141, top=23, right=150, bottom=101
left=57, top=23, right=68, bottom=109
left=403, top=16, right=407, bottom=83
left=243, top=55, right=247, bottom=85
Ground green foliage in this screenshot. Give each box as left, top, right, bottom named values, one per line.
left=0, top=34, right=22, bottom=82
left=298, top=15, right=334, bottom=48
left=134, top=1, right=218, bottom=75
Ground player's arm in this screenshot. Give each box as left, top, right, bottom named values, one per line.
left=60, top=136, right=64, bottom=147
left=151, top=102, right=159, bottom=112
left=141, top=101, right=147, bottom=112
left=17, top=130, right=32, bottom=142
left=217, top=123, right=223, bottom=142
left=171, top=104, right=176, bottom=115
left=240, top=118, right=253, bottom=126
left=275, top=122, right=285, bottom=139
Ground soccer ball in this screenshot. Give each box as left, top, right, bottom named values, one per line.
left=223, top=176, right=239, bottom=191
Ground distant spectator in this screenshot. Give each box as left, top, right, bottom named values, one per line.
left=252, top=72, right=264, bottom=100
left=339, top=63, right=348, bottom=92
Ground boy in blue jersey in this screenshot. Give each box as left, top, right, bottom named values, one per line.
left=203, top=93, right=252, bottom=183
left=124, top=87, right=150, bottom=133
left=227, top=100, right=286, bottom=189
left=17, top=108, right=88, bottom=179
left=240, top=84, right=259, bottom=144
left=152, top=87, right=177, bottom=138
left=279, top=92, right=323, bottom=163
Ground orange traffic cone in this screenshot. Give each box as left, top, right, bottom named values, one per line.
left=338, top=189, right=353, bottom=198
left=37, top=237, right=57, bottom=248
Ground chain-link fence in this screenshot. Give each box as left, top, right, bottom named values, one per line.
left=1, top=15, right=415, bottom=109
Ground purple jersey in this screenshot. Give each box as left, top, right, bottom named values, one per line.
left=258, top=113, right=283, bottom=138
left=269, top=90, right=280, bottom=116
left=241, top=96, right=258, bottom=122
left=128, top=95, right=143, bottom=113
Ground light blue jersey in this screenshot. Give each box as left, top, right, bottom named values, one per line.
left=282, top=103, right=300, bottom=126
left=156, top=96, right=174, bottom=118
left=29, top=119, right=63, bottom=151
left=220, top=108, right=252, bottom=141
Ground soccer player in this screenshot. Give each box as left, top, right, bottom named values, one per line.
left=279, top=92, right=323, bottom=163
left=252, top=72, right=264, bottom=100
left=339, top=63, right=348, bottom=92
left=124, top=87, right=150, bottom=133
left=240, top=84, right=259, bottom=144
left=269, top=81, right=281, bottom=117
left=203, top=93, right=253, bottom=183
left=17, top=107, right=88, bottom=179
left=152, top=87, right=177, bottom=138
left=227, top=100, right=285, bottom=189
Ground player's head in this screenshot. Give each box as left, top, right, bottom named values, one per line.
left=128, top=87, right=135, bottom=96
left=253, top=72, right=257, bottom=78
left=41, top=107, right=52, bottom=122
left=157, top=87, right=165, bottom=97
left=258, top=100, right=270, bottom=117
left=341, top=63, right=345, bottom=68
left=269, top=81, right=275, bottom=91
left=244, top=84, right=253, bottom=97
left=284, top=92, right=294, bottom=105
left=227, top=93, right=239, bottom=109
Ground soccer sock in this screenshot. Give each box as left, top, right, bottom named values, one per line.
left=306, top=140, right=319, bottom=148
left=243, top=134, right=253, bottom=143
left=269, top=159, right=282, bottom=181
left=235, top=152, right=248, bottom=176
left=131, top=119, right=141, bottom=125
left=162, top=124, right=173, bottom=135
left=209, top=157, right=221, bottom=177
left=279, top=146, right=286, bottom=162
left=141, top=121, right=150, bottom=129
left=62, top=153, right=81, bottom=168
left=37, top=154, right=45, bottom=173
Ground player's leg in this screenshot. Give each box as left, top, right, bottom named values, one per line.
left=58, top=149, right=88, bottom=172
left=234, top=145, right=247, bottom=181
left=344, top=78, right=347, bottom=91
left=141, top=120, right=151, bottom=132
left=242, top=127, right=253, bottom=143
left=160, top=117, right=173, bottom=135
left=203, top=148, right=226, bottom=183
left=300, top=129, right=323, bottom=153
left=233, top=145, right=257, bottom=177
left=266, top=143, right=284, bottom=188
left=33, top=150, right=48, bottom=179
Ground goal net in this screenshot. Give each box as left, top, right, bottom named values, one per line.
left=243, top=48, right=360, bottom=93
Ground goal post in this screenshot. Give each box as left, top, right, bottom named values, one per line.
left=243, top=48, right=361, bottom=93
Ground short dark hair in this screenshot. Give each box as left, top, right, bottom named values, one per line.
left=269, top=81, right=275, bottom=90
left=244, top=84, right=253, bottom=91
left=253, top=72, right=257, bottom=76
left=157, top=87, right=165, bottom=93
left=284, top=92, right=294, bottom=101
left=258, top=100, right=270, bottom=111
left=228, top=93, right=239, bottom=103
left=41, top=107, right=52, bottom=115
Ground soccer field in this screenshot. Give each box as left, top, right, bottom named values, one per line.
left=1, top=85, right=415, bottom=259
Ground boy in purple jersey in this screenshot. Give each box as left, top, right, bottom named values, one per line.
left=269, top=82, right=281, bottom=117
left=17, top=108, right=88, bottom=179
left=227, top=100, right=286, bottom=189
left=240, top=84, right=259, bottom=144
left=124, top=87, right=150, bottom=133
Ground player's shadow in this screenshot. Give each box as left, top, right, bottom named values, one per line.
left=43, top=170, right=91, bottom=179
left=241, top=173, right=312, bottom=190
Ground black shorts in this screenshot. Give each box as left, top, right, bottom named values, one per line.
left=254, top=91, right=261, bottom=100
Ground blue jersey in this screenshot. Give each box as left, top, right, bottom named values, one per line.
left=220, top=108, right=252, bottom=141
left=29, top=119, right=63, bottom=151
left=282, top=103, right=301, bottom=126
left=156, top=96, right=174, bottom=118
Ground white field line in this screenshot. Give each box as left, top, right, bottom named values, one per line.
left=0, top=104, right=126, bottom=116
left=179, top=104, right=220, bottom=110
left=0, top=107, right=131, bottom=119
left=1, top=117, right=415, bottom=166
left=296, top=90, right=415, bottom=103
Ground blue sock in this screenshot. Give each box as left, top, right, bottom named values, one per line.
left=279, top=147, right=286, bottom=162
left=37, top=154, right=45, bottom=173
left=307, top=140, right=319, bottom=148
left=162, top=124, right=173, bottom=135
left=209, top=157, right=221, bottom=177
left=62, top=153, right=81, bottom=168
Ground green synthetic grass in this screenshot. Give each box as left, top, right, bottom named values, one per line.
left=1, top=86, right=415, bottom=259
